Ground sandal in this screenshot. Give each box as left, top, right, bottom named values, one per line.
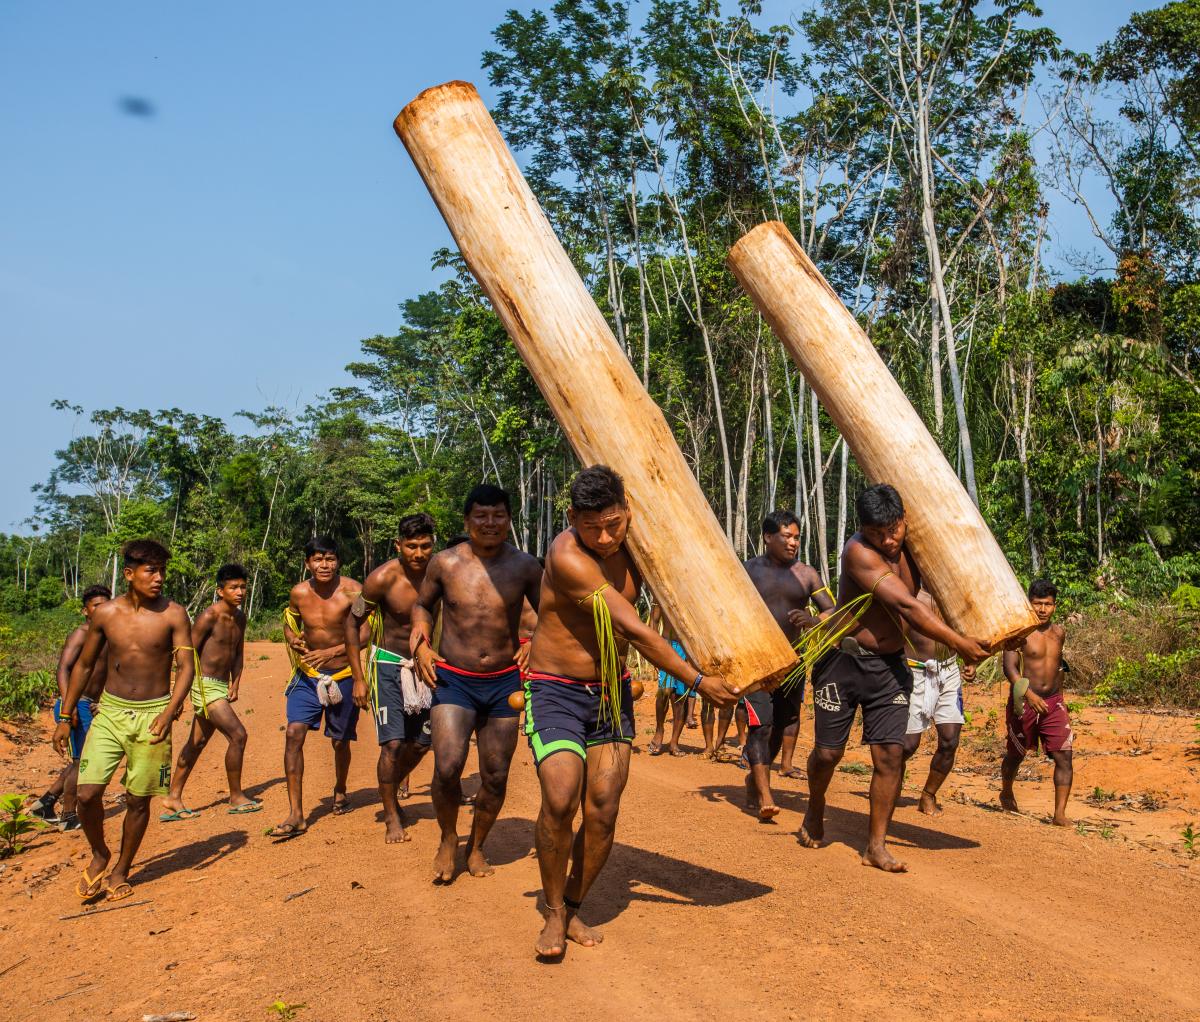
left=104, top=880, right=135, bottom=903
left=158, top=808, right=201, bottom=823
left=266, top=822, right=307, bottom=841
left=76, top=866, right=108, bottom=902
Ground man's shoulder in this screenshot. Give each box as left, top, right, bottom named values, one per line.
left=288, top=579, right=311, bottom=601
left=338, top=575, right=363, bottom=592
left=364, top=559, right=398, bottom=589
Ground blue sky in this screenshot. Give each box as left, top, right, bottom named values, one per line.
left=0, top=1, right=1157, bottom=528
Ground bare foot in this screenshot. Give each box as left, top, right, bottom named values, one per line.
left=398, top=782, right=410, bottom=801
left=384, top=808, right=410, bottom=844
left=744, top=774, right=759, bottom=810
left=332, top=790, right=351, bottom=815
left=862, top=844, right=908, bottom=873
left=999, top=790, right=1019, bottom=813
left=798, top=813, right=825, bottom=849
left=758, top=805, right=780, bottom=822
left=535, top=908, right=567, bottom=959
left=465, top=844, right=494, bottom=877
left=647, top=738, right=663, bottom=756
left=1052, top=815, right=1073, bottom=827
left=668, top=745, right=683, bottom=757
left=432, top=837, right=456, bottom=884
left=918, top=791, right=944, bottom=817
left=566, top=913, right=603, bottom=947
left=159, top=796, right=186, bottom=816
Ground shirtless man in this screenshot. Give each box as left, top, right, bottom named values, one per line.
left=160, top=563, right=258, bottom=821
left=526, top=466, right=743, bottom=958
left=648, top=604, right=689, bottom=757
left=800, top=485, right=990, bottom=873
left=742, top=510, right=834, bottom=821
left=412, top=485, right=542, bottom=883
left=29, top=585, right=111, bottom=831
left=270, top=537, right=367, bottom=840
left=53, top=541, right=194, bottom=903
left=346, top=513, right=437, bottom=844
left=1001, top=580, right=1071, bottom=825
left=900, top=587, right=976, bottom=816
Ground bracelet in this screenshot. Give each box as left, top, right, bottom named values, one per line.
left=518, top=637, right=530, bottom=646
left=55, top=715, right=72, bottom=724
left=686, top=673, right=703, bottom=698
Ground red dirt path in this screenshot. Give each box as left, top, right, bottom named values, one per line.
left=1, top=642, right=1197, bottom=1021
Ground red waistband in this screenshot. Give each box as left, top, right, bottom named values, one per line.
left=526, top=669, right=632, bottom=686
left=437, top=660, right=518, bottom=680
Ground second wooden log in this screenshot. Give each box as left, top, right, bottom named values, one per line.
left=728, top=221, right=1037, bottom=648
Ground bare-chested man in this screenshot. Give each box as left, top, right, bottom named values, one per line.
left=53, top=541, right=194, bottom=902
left=269, top=537, right=367, bottom=840
left=800, top=485, right=990, bottom=873
left=412, top=485, right=542, bottom=883
left=1001, top=579, right=1071, bottom=825
left=527, top=466, right=742, bottom=958
left=742, top=510, right=834, bottom=821
left=346, top=513, right=437, bottom=844
left=29, top=585, right=111, bottom=831
left=900, top=587, right=976, bottom=816
left=160, top=563, right=258, bottom=821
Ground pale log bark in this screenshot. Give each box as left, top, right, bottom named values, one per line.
left=728, top=222, right=1037, bottom=647
left=395, top=82, right=795, bottom=689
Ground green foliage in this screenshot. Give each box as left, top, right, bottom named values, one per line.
left=1095, top=648, right=1200, bottom=707
left=0, top=793, right=48, bottom=858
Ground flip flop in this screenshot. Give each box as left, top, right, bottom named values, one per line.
left=780, top=768, right=805, bottom=779
left=1013, top=677, right=1030, bottom=712
left=104, top=880, right=134, bottom=903
left=332, top=799, right=351, bottom=816
left=227, top=801, right=262, bottom=815
left=76, top=867, right=108, bottom=902
left=647, top=741, right=663, bottom=756
left=266, top=823, right=307, bottom=841
left=158, top=808, right=201, bottom=823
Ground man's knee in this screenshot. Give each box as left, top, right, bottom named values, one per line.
left=379, top=740, right=401, bottom=764
left=124, top=793, right=151, bottom=814
left=76, top=785, right=105, bottom=809
left=809, top=745, right=843, bottom=771
left=227, top=724, right=248, bottom=749
left=871, top=742, right=904, bottom=772
left=285, top=723, right=309, bottom=745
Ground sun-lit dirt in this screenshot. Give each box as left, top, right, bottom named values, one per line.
left=1, top=642, right=1197, bottom=1021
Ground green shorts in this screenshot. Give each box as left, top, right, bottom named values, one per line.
left=191, top=675, right=230, bottom=713
left=77, top=692, right=173, bottom=797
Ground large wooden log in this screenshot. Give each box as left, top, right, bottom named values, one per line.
left=727, top=221, right=1037, bottom=648
left=394, top=82, right=796, bottom=690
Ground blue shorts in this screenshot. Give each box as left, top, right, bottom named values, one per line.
left=55, top=697, right=96, bottom=761
left=524, top=671, right=635, bottom=767
left=285, top=672, right=360, bottom=742
left=432, top=662, right=520, bottom=720
left=657, top=641, right=691, bottom=697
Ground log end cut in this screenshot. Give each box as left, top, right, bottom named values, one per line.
left=394, top=80, right=480, bottom=140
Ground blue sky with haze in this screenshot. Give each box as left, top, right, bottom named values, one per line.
left=0, top=1, right=1156, bottom=528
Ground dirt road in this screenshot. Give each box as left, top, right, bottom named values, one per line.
left=1, top=643, right=1197, bottom=1021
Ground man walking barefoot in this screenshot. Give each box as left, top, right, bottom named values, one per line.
left=347, top=513, right=437, bottom=844
left=526, top=466, right=742, bottom=958
left=54, top=541, right=194, bottom=902
left=160, top=564, right=258, bottom=821
left=412, top=485, right=542, bottom=883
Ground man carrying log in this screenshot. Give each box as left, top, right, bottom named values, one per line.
left=346, top=513, right=438, bottom=844
left=411, top=485, right=542, bottom=883
left=270, top=537, right=367, bottom=840
left=800, top=485, right=990, bottom=873
left=53, top=540, right=195, bottom=903
left=900, top=587, right=975, bottom=817
left=1000, top=580, right=1072, bottom=825
left=525, top=466, right=743, bottom=958
left=742, top=510, right=834, bottom=821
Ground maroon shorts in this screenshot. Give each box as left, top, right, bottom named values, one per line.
left=1006, top=690, right=1073, bottom=757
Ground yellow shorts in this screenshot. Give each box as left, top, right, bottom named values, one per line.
left=191, top=675, right=230, bottom=713
left=77, top=692, right=173, bottom=797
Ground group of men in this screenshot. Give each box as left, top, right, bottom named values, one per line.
left=31, top=470, right=1072, bottom=959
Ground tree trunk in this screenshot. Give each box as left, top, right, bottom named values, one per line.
left=396, top=81, right=796, bottom=690
left=810, top=389, right=829, bottom=582
left=728, top=221, right=1038, bottom=647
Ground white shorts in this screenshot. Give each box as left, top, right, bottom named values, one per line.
left=906, top=658, right=964, bottom=733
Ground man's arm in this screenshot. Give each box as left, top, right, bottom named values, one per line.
left=229, top=614, right=246, bottom=701
left=846, top=546, right=990, bottom=663
left=346, top=572, right=383, bottom=708
left=788, top=566, right=835, bottom=629
left=53, top=621, right=106, bottom=756
left=55, top=628, right=86, bottom=702
left=283, top=586, right=307, bottom=654
left=411, top=556, right=446, bottom=685
left=150, top=606, right=196, bottom=741
left=1002, top=648, right=1022, bottom=685
left=554, top=548, right=741, bottom=708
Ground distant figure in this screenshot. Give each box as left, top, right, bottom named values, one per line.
left=160, top=563, right=257, bottom=821
left=54, top=540, right=195, bottom=903
left=1001, top=579, right=1072, bottom=825
left=648, top=604, right=690, bottom=757
left=28, top=585, right=111, bottom=831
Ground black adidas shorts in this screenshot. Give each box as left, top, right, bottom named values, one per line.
left=811, top=648, right=913, bottom=748
left=744, top=682, right=803, bottom=733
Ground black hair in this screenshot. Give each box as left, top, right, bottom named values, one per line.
left=570, top=465, right=627, bottom=513
left=397, top=512, right=437, bottom=541
left=463, top=484, right=511, bottom=516
left=856, top=484, right=905, bottom=527
left=1028, top=579, right=1058, bottom=600
left=216, top=563, right=248, bottom=586
left=762, top=509, right=800, bottom=536
left=444, top=534, right=469, bottom=548
left=304, top=535, right=338, bottom=559
left=123, top=539, right=169, bottom=569
left=81, top=584, right=112, bottom=603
